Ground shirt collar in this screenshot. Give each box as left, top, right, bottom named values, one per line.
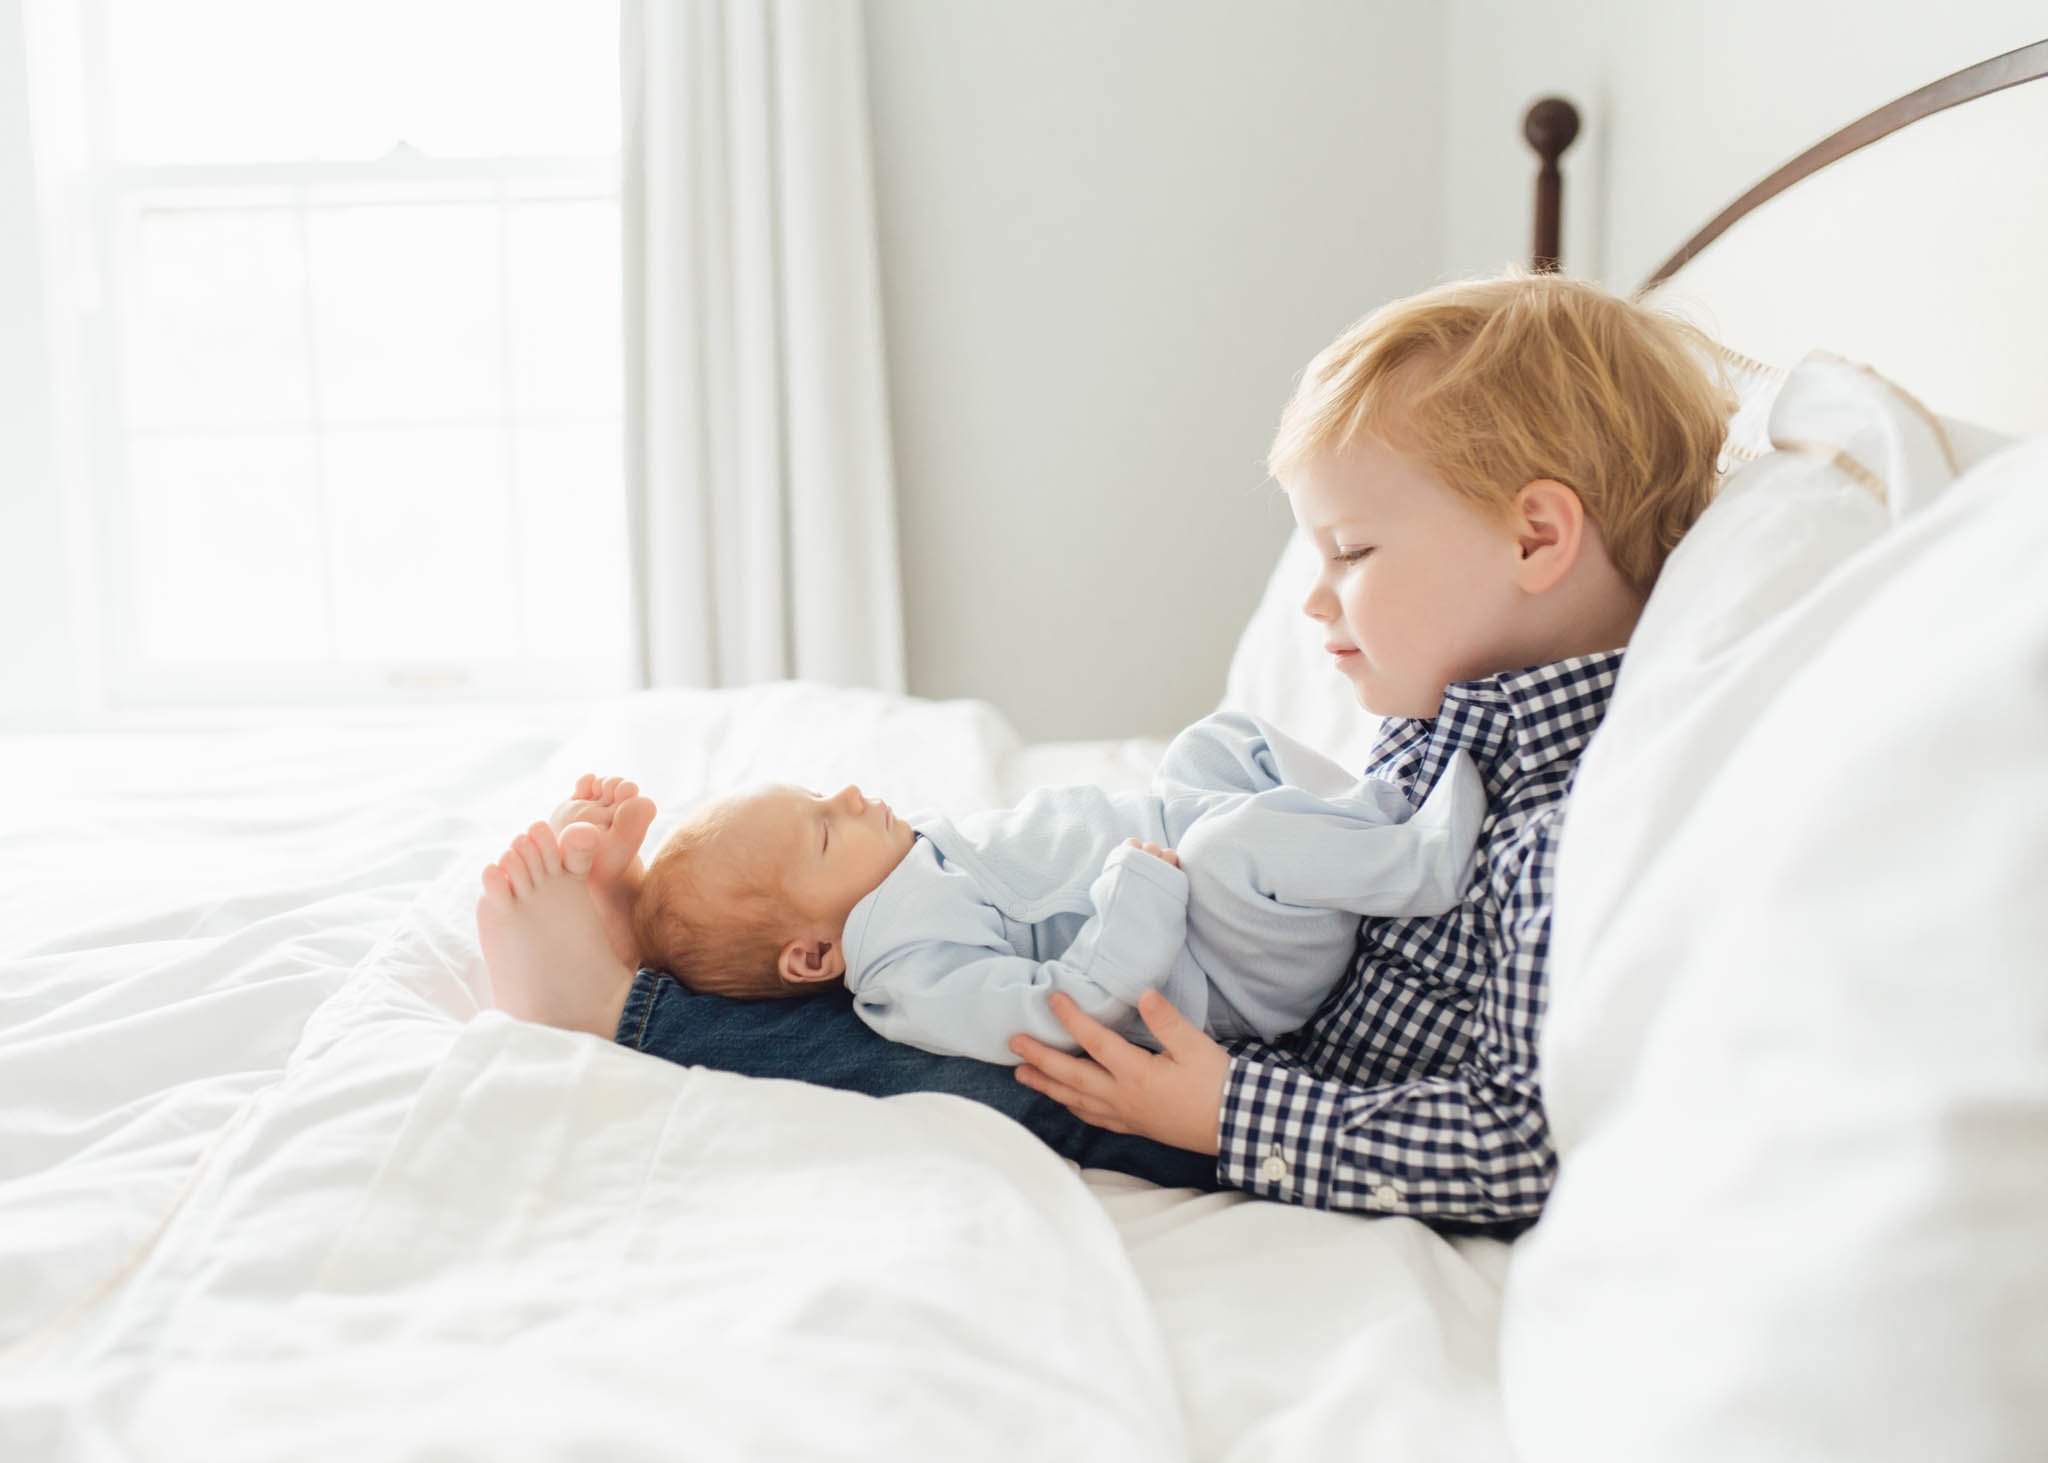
left=1368, top=648, right=1627, bottom=801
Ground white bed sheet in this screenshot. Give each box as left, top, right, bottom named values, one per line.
left=0, top=686, right=1513, bottom=1461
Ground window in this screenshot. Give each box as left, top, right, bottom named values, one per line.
left=56, top=0, right=631, bottom=704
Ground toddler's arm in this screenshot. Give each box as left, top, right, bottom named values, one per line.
left=851, top=842, right=1189, bottom=1066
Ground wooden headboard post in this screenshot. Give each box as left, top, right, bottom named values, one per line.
left=1522, top=97, right=1582, bottom=273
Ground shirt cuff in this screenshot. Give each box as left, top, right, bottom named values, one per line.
left=1216, top=1055, right=1421, bottom=1215
left=1217, top=1054, right=1344, bottom=1207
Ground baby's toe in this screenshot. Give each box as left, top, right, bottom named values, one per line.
left=528, top=821, right=563, bottom=875
left=558, top=821, right=601, bottom=876
left=615, top=794, right=656, bottom=840
left=500, top=849, right=533, bottom=897
left=510, top=836, right=546, bottom=890
left=479, top=864, right=513, bottom=906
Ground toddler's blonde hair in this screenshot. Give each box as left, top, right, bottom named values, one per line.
left=1269, top=266, right=1738, bottom=596
left=631, top=802, right=811, bottom=1000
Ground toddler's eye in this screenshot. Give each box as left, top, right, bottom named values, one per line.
left=1332, top=546, right=1374, bottom=564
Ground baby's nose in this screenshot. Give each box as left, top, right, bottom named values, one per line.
left=837, top=784, right=865, bottom=812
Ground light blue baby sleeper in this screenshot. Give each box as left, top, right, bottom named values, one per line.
left=838, top=711, right=1487, bottom=1065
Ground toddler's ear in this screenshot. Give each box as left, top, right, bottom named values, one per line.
left=777, top=938, right=846, bottom=984
left=1511, top=478, right=1587, bottom=592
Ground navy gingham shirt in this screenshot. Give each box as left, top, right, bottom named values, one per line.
left=1215, top=649, right=1625, bottom=1230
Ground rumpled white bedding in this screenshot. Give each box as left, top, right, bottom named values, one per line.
left=0, top=686, right=1513, bottom=1461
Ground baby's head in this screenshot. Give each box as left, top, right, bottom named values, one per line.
left=631, top=783, right=916, bottom=999
left=1272, top=266, right=1737, bottom=718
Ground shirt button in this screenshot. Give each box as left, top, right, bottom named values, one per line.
left=1259, top=1153, right=1290, bottom=1185
left=1373, top=1183, right=1402, bottom=1208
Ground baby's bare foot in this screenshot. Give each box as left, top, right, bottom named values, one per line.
left=547, top=773, right=657, bottom=969
left=477, top=820, right=636, bottom=1038
left=549, top=773, right=641, bottom=834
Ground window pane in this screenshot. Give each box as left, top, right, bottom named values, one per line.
left=512, top=424, right=630, bottom=675
left=322, top=427, right=517, bottom=662
left=128, top=208, right=311, bottom=429
left=107, top=0, right=619, bottom=164
left=128, top=435, right=327, bottom=663
left=507, top=200, right=623, bottom=417
left=308, top=203, right=502, bottom=423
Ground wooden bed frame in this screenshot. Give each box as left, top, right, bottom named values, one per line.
left=1522, top=38, right=2048, bottom=290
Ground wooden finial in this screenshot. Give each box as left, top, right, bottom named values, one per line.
left=1523, top=97, right=1580, bottom=273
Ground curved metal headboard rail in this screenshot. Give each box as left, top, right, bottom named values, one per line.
left=1519, top=37, right=2048, bottom=294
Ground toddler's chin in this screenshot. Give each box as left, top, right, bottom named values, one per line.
left=1346, top=677, right=1388, bottom=716
left=1353, top=680, right=1438, bottom=721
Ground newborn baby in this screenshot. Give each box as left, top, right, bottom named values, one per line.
left=629, top=710, right=1486, bottom=1064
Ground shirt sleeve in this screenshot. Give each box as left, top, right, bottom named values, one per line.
left=1214, top=1048, right=1553, bottom=1225
left=1212, top=823, right=1560, bottom=1228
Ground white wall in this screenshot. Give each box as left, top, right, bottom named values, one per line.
left=863, top=0, right=1446, bottom=742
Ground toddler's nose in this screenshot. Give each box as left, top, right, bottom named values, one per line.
left=834, top=784, right=865, bottom=813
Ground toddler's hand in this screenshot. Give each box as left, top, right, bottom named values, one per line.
left=1124, top=837, right=1180, bottom=869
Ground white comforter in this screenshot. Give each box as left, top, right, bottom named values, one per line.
left=0, top=687, right=1512, bottom=1461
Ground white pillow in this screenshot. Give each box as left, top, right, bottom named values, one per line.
left=1500, top=356, right=2047, bottom=1460
left=1699, top=337, right=1786, bottom=477
left=1218, top=526, right=1383, bottom=771
left=1698, top=334, right=2013, bottom=487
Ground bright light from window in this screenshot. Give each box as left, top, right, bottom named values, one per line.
left=106, top=0, right=620, bottom=163
left=89, top=0, right=629, bottom=701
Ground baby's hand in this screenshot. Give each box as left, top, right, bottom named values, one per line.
left=1124, top=837, right=1180, bottom=869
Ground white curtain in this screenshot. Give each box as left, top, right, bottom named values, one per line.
left=621, top=0, right=905, bottom=692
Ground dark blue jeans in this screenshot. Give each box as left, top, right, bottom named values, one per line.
left=615, top=968, right=1220, bottom=1190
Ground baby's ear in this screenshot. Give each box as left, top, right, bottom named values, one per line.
left=777, top=937, right=846, bottom=985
